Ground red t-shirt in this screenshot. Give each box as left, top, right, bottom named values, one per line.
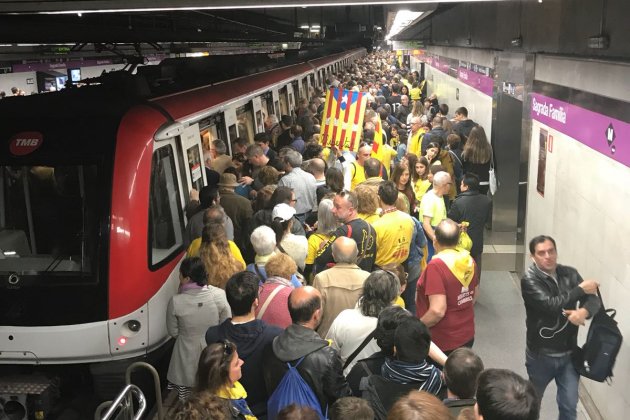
left=416, top=258, right=478, bottom=351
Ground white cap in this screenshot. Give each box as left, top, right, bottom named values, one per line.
left=272, top=203, right=296, bottom=222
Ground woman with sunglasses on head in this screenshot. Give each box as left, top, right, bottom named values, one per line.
left=197, top=340, right=256, bottom=420
left=166, top=257, right=232, bottom=402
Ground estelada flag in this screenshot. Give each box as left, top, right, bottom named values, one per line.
left=320, top=88, right=367, bottom=152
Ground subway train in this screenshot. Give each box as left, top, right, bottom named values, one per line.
left=0, top=47, right=366, bottom=412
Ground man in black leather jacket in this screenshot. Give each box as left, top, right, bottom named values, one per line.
left=521, top=235, right=600, bottom=420
left=263, top=286, right=352, bottom=414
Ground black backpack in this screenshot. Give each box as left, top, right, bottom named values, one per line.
left=572, top=289, right=622, bottom=383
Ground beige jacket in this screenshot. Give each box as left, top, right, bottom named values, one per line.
left=313, top=263, right=370, bottom=337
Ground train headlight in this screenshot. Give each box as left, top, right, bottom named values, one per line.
left=120, top=320, right=142, bottom=339
left=125, top=320, right=142, bottom=333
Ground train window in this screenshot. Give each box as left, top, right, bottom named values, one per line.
left=199, top=114, right=227, bottom=153
left=274, top=101, right=280, bottom=119
left=149, top=145, right=184, bottom=267
left=228, top=124, right=237, bottom=144
left=278, top=87, right=288, bottom=116
left=235, top=103, right=255, bottom=144
left=0, top=165, right=99, bottom=277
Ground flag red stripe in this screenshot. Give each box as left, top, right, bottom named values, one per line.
left=338, top=92, right=353, bottom=150
left=329, top=88, right=345, bottom=149
left=321, top=88, right=335, bottom=148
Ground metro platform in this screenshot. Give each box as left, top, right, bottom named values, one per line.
left=154, top=231, right=595, bottom=420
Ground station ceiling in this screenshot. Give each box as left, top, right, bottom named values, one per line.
left=0, top=0, right=509, bottom=62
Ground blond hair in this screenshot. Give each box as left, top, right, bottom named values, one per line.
left=199, top=224, right=244, bottom=288
left=265, top=253, right=297, bottom=280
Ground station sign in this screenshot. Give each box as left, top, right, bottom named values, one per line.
left=9, top=132, right=43, bottom=156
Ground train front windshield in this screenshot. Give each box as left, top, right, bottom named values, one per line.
left=0, top=164, right=106, bottom=326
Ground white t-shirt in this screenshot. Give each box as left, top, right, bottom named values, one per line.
left=325, top=306, right=380, bottom=376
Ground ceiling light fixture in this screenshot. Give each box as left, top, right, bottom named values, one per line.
left=385, top=10, right=423, bottom=40
left=36, top=1, right=488, bottom=15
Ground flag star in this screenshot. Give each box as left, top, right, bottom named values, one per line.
left=341, top=94, right=348, bottom=105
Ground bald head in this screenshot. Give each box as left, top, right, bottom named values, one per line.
left=332, top=236, right=359, bottom=264
left=288, top=286, right=322, bottom=327
left=309, top=158, right=326, bottom=176
left=435, top=219, right=460, bottom=248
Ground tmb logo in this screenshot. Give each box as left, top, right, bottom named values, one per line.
left=9, top=132, right=43, bottom=156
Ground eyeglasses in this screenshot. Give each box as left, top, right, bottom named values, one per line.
left=290, top=198, right=297, bottom=203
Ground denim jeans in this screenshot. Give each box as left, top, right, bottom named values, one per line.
left=402, top=260, right=422, bottom=316
left=525, top=349, right=579, bottom=420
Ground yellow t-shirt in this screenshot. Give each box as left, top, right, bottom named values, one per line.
left=419, top=190, right=446, bottom=227
left=358, top=212, right=380, bottom=225
left=410, top=87, right=422, bottom=101
left=380, top=144, right=397, bottom=177
left=306, top=233, right=330, bottom=265
left=408, top=129, right=425, bottom=157
left=394, top=295, right=406, bottom=308
left=372, top=210, right=414, bottom=266
left=350, top=162, right=366, bottom=191
left=414, top=179, right=431, bottom=203
left=187, top=238, right=245, bottom=268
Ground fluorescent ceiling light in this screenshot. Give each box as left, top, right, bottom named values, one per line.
left=311, top=25, right=321, bottom=29
left=385, top=10, right=423, bottom=40
left=35, top=1, right=488, bottom=15
left=300, top=25, right=310, bottom=29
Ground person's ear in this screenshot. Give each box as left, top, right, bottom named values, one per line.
left=392, top=345, right=397, bottom=357
left=253, top=298, right=259, bottom=309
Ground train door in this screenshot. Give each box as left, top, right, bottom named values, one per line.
left=261, top=91, right=274, bottom=119
left=288, top=82, right=297, bottom=116
left=271, top=90, right=280, bottom=119
left=150, top=140, right=186, bottom=262
left=303, top=77, right=310, bottom=100
left=224, top=108, right=239, bottom=152
left=235, top=103, right=255, bottom=143
left=279, top=86, right=289, bottom=117
left=179, top=123, right=206, bottom=196
left=252, top=96, right=265, bottom=134
left=199, top=114, right=228, bottom=155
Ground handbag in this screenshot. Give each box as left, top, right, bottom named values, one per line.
left=488, top=149, right=498, bottom=195
left=457, top=221, right=473, bottom=252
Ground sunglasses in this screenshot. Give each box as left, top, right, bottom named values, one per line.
left=217, top=340, right=235, bottom=360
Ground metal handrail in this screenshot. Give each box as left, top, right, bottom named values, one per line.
left=125, top=362, right=164, bottom=420
left=100, top=384, right=146, bottom=420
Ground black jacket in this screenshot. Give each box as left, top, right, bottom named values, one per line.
left=447, top=190, right=492, bottom=256
left=421, top=127, right=447, bottom=153
left=521, top=264, right=600, bottom=355
left=361, top=375, right=420, bottom=420
left=347, top=351, right=386, bottom=396
left=206, top=319, right=283, bottom=417
left=262, top=324, right=352, bottom=413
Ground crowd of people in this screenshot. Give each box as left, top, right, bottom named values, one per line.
left=166, top=51, right=598, bottom=420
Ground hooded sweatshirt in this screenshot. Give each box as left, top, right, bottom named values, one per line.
left=206, top=319, right=283, bottom=416
left=416, top=248, right=478, bottom=351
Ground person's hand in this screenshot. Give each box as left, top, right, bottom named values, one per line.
left=330, top=145, right=342, bottom=158
left=189, top=189, right=199, bottom=202
left=579, top=280, right=599, bottom=295
left=564, top=308, right=588, bottom=326
left=239, top=176, right=254, bottom=186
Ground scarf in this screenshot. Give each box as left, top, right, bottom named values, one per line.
left=381, top=358, right=443, bottom=395
left=217, top=381, right=256, bottom=419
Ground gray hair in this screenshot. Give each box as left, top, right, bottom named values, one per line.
left=250, top=226, right=276, bottom=256
left=360, top=271, right=400, bottom=317
left=283, top=149, right=303, bottom=168
left=246, top=144, right=264, bottom=159
left=212, top=139, right=227, bottom=155
left=433, top=171, right=451, bottom=188
left=267, top=114, right=279, bottom=124
left=317, top=199, right=340, bottom=235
